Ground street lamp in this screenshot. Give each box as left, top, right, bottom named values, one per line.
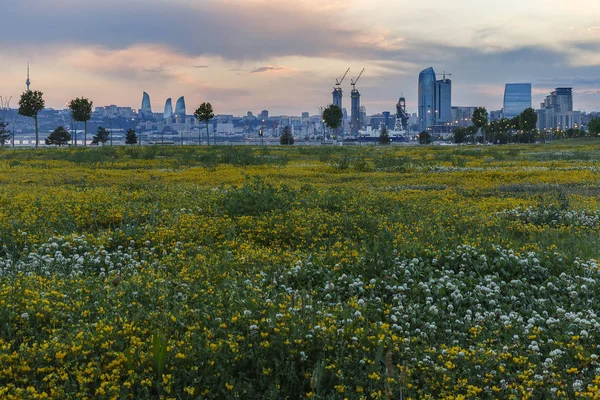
left=260, top=119, right=264, bottom=146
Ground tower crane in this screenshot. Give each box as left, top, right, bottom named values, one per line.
left=351, top=68, right=365, bottom=91
left=441, top=71, right=452, bottom=80
left=335, top=68, right=350, bottom=88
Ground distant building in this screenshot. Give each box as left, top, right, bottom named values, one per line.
left=418, top=67, right=436, bottom=132
left=174, top=97, right=186, bottom=118
left=418, top=67, right=453, bottom=134
left=489, top=110, right=503, bottom=122
left=503, top=83, right=531, bottom=119
left=351, top=89, right=361, bottom=134
left=140, top=92, right=153, bottom=120
left=164, top=98, right=173, bottom=120
left=260, top=110, right=269, bottom=119
left=333, top=87, right=343, bottom=109
left=359, top=106, right=367, bottom=130
left=537, top=88, right=580, bottom=130
left=435, top=78, right=452, bottom=123
left=451, top=107, right=477, bottom=127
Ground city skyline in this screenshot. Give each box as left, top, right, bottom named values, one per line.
left=1, top=0, right=599, bottom=115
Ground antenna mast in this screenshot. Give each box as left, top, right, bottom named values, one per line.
left=26, top=63, right=31, bottom=92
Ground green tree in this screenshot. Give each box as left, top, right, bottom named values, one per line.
left=472, top=107, right=488, bottom=141
left=322, top=104, right=343, bottom=139
left=378, top=124, right=390, bottom=145
left=453, top=126, right=476, bottom=144
left=588, top=118, right=600, bottom=137
left=18, top=90, right=45, bottom=147
left=279, top=126, right=294, bottom=145
left=125, top=128, right=138, bottom=145
left=91, top=127, right=110, bottom=145
left=194, top=102, right=214, bottom=146
left=519, top=108, right=537, bottom=143
left=0, top=121, right=12, bottom=146
left=45, top=126, right=71, bottom=146
left=68, top=97, right=93, bottom=146
left=418, top=131, right=432, bottom=145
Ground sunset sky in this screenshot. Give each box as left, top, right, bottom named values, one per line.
left=2, top=0, right=599, bottom=115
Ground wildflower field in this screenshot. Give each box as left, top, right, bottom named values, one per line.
left=1, top=141, right=600, bottom=399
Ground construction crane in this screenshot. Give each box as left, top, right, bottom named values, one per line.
left=335, top=68, right=350, bottom=88
left=441, top=71, right=452, bottom=80
left=351, top=68, right=365, bottom=91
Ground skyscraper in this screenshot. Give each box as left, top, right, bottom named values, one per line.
left=418, top=67, right=436, bottom=132
left=435, top=78, right=452, bottom=123
left=163, top=98, right=173, bottom=120
left=175, top=96, right=186, bottom=118
left=333, top=88, right=343, bottom=109
left=503, top=83, right=531, bottom=119
left=351, top=89, right=361, bottom=135
left=140, top=92, right=152, bottom=119
left=537, top=88, right=579, bottom=130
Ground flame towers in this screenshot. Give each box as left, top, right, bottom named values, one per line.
left=140, top=92, right=152, bottom=119
left=174, top=96, right=186, bottom=118
left=164, top=98, right=173, bottom=120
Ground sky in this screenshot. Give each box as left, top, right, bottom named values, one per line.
left=1, top=0, right=599, bottom=115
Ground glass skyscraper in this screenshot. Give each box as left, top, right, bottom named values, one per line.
left=163, top=98, right=173, bottom=120
left=503, top=83, right=531, bottom=119
left=435, top=78, right=452, bottom=123
left=418, top=67, right=452, bottom=131
left=175, top=96, right=186, bottom=118
left=140, top=92, right=152, bottom=119
left=418, top=67, right=436, bottom=132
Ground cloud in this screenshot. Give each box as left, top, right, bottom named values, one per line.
left=250, top=65, right=294, bottom=74
left=0, top=0, right=402, bottom=62
left=193, top=65, right=209, bottom=69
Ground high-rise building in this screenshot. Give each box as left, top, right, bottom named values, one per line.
left=418, top=67, right=436, bottom=132
left=351, top=89, right=361, bottom=135
left=163, top=98, right=173, bottom=120
left=260, top=110, right=269, bottom=119
left=537, top=88, right=580, bottom=130
left=140, top=92, right=153, bottom=120
left=333, top=88, right=343, bottom=110
left=503, top=83, right=531, bottom=119
left=418, top=67, right=452, bottom=132
left=451, top=106, right=477, bottom=127
left=174, top=96, right=186, bottom=118
left=435, top=78, right=452, bottom=123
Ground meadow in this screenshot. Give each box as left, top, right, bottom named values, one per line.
left=1, top=140, right=600, bottom=399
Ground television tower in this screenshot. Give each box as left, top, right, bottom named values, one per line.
left=26, top=63, right=31, bottom=92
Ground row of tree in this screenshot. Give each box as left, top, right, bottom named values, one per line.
left=44, top=126, right=138, bottom=146
left=10, top=90, right=218, bottom=147
left=455, top=107, right=600, bottom=144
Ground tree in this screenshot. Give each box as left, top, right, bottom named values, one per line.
left=0, top=121, right=12, bottom=146
left=194, top=102, right=214, bottom=146
left=18, top=90, right=45, bottom=147
left=378, top=124, right=390, bottom=145
left=125, top=128, right=138, bottom=145
left=279, top=126, right=294, bottom=145
left=588, top=118, right=600, bottom=137
left=92, top=127, right=110, bottom=145
left=519, top=108, right=537, bottom=143
left=418, top=131, right=432, bottom=145
left=45, top=126, right=71, bottom=146
left=454, top=126, right=476, bottom=144
left=68, top=97, right=93, bottom=146
left=322, top=104, right=343, bottom=139
left=472, top=107, right=488, bottom=141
